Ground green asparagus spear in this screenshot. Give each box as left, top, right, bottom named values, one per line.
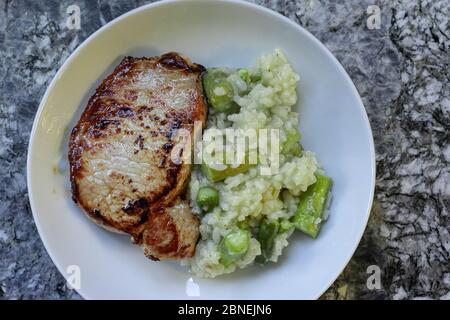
left=203, top=68, right=239, bottom=114
left=291, top=174, right=332, bottom=238
left=282, top=130, right=302, bottom=155
left=201, top=162, right=252, bottom=182
left=258, top=219, right=279, bottom=260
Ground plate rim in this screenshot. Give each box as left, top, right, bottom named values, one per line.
left=27, top=0, right=376, bottom=300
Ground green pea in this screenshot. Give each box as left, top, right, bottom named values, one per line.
left=196, top=186, right=219, bottom=212
left=238, top=68, right=250, bottom=83
left=220, top=229, right=250, bottom=266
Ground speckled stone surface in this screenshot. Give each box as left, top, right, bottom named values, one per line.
left=0, top=0, right=448, bottom=300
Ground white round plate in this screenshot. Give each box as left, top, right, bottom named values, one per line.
left=27, top=0, right=375, bottom=300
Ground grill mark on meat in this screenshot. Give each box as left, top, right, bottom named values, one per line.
left=158, top=52, right=206, bottom=73
left=71, top=179, right=79, bottom=203
left=137, top=106, right=153, bottom=113
left=149, top=163, right=182, bottom=204
left=166, top=119, right=181, bottom=139
left=88, top=208, right=141, bottom=234
left=122, top=198, right=148, bottom=216
left=87, top=119, right=120, bottom=138
left=123, top=90, right=138, bottom=101
left=95, top=119, right=116, bottom=129
left=162, top=142, right=173, bottom=153
left=117, top=107, right=134, bottom=117
left=134, top=135, right=144, bottom=150
left=84, top=100, right=134, bottom=126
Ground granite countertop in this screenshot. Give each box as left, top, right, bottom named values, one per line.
left=0, top=0, right=448, bottom=300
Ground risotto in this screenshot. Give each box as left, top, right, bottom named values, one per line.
left=183, top=49, right=332, bottom=278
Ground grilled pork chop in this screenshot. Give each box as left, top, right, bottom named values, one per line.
left=69, top=53, right=206, bottom=260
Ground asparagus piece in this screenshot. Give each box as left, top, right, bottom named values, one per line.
left=258, top=219, right=280, bottom=260
left=203, top=68, right=239, bottom=114
left=201, top=163, right=252, bottom=182
left=291, top=174, right=332, bottom=238
left=282, top=130, right=301, bottom=155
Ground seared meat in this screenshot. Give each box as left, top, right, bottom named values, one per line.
left=69, top=53, right=206, bottom=260
left=135, top=199, right=199, bottom=260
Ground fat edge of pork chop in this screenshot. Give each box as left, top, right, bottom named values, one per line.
left=69, top=52, right=206, bottom=260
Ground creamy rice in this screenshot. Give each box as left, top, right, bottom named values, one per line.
left=183, top=49, right=321, bottom=278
